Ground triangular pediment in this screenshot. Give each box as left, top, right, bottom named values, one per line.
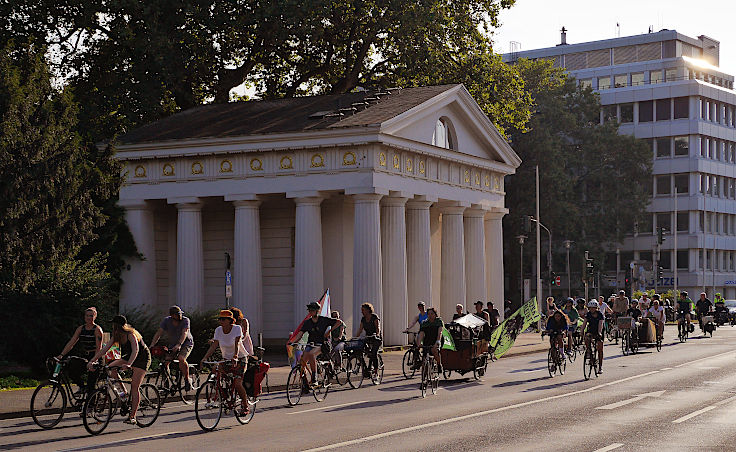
left=378, top=85, right=521, bottom=169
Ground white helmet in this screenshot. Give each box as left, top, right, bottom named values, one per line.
left=587, top=300, right=600, bottom=308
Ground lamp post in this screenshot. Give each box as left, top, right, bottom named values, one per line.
left=564, top=240, right=573, bottom=298
left=531, top=218, right=552, bottom=300
left=517, top=234, right=527, bottom=309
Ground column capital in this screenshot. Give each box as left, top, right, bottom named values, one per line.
left=463, top=207, right=487, bottom=219
left=293, top=196, right=324, bottom=206
left=484, top=208, right=508, bottom=221
left=406, top=199, right=433, bottom=210
left=381, top=196, right=408, bottom=207
left=118, top=199, right=153, bottom=210
left=232, top=199, right=262, bottom=209
left=168, top=197, right=203, bottom=210
left=352, top=193, right=384, bottom=203
left=439, top=205, right=466, bottom=215
left=225, top=193, right=261, bottom=202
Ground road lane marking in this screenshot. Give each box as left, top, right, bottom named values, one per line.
left=592, top=443, right=624, bottom=452
left=287, top=400, right=369, bottom=415
left=674, top=350, right=736, bottom=368
left=57, top=431, right=183, bottom=451
left=595, top=391, right=665, bottom=410
left=303, top=370, right=660, bottom=451
left=672, top=405, right=717, bottom=423
left=660, top=367, right=672, bottom=370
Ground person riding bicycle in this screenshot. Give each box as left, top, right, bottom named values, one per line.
left=647, top=296, right=665, bottom=339
left=581, top=300, right=605, bottom=374
left=545, top=310, right=568, bottom=355
left=56, top=307, right=104, bottom=395
left=355, top=302, right=381, bottom=375
left=696, top=292, right=713, bottom=332
left=200, top=310, right=250, bottom=416
left=417, top=307, right=444, bottom=373
left=562, top=298, right=579, bottom=352
left=612, top=290, right=629, bottom=321
left=149, top=306, right=194, bottom=391
left=288, top=302, right=343, bottom=385
left=484, top=302, right=501, bottom=328
left=329, top=310, right=346, bottom=361
left=714, top=293, right=728, bottom=323
left=677, top=291, right=695, bottom=333
left=404, top=301, right=429, bottom=370
left=87, top=315, right=151, bottom=425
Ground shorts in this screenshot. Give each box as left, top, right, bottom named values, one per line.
left=586, top=331, right=603, bottom=342
left=170, top=343, right=193, bottom=360
left=131, top=346, right=152, bottom=371
left=222, top=360, right=245, bottom=379
left=676, top=312, right=689, bottom=320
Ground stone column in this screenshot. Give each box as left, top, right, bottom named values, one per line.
left=485, top=211, right=506, bottom=319
left=381, top=196, right=408, bottom=345
left=293, top=197, right=325, bottom=327
left=233, top=199, right=263, bottom=338
left=406, top=199, right=433, bottom=324
left=176, top=200, right=204, bottom=312
left=119, top=200, right=157, bottom=313
left=353, top=194, right=383, bottom=323
left=440, top=205, right=466, bottom=318
left=464, top=208, right=487, bottom=307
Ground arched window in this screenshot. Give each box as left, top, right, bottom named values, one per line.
left=432, top=117, right=456, bottom=150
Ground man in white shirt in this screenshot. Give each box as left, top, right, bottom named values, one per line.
left=647, top=295, right=666, bottom=339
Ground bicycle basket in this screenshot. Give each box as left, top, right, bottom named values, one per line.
left=344, top=339, right=364, bottom=351
left=616, top=317, right=633, bottom=329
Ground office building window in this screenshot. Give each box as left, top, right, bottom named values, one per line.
left=646, top=138, right=654, bottom=156
left=656, top=212, right=671, bottom=231
left=712, top=176, right=718, bottom=196
left=730, top=178, right=735, bottom=199
left=598, top=76, right=611, bottom=90
left=674, top=136, right=689, bottom=156
left=579, top=79, right=592, bottom=89
left=665, top=67, right=677, bottom=81
left=699, top=174, right=709, bottom=194
left=730, top=143, right=735, bottom=163
left=602, top=105, right=617, bottom=123
left=631, top=72, right=645, bottom=86
left=640, top=251, right=653, bottom=264
left=674, top=97, right=689, bottom=119
left=715, top=102, right=721, bottom=123
left=650, top=70, right=664, bottom=84
left=711, top=139, right=717, bottom=159
left=620, top=103, right=634, bottom=123
left=706, top=101, right=712, bottom=121
left=676, top=250, right=688, bottom=270
left=699, top=98, right=705, bottom=118
left=699, top=211, right=705, bottom=231
left=639, top=101, right=653, bottom=122
left=656, top=175, right=671, bottom=195
left=656, top=99, right=671, bottom=121
left=699, top=137, right=706, bottom=157
left=714, top=140, right=721, bottom=160
left=614, top=74, right=627, bottom=88
left=638, top=215, right=653, bottom=235
left=659, top=251, right=672, bottom=270
left=656, top=138, right=671, bottom=158
left=674, top=174, right=689, bottom=193
left=677, top=211, right=688, bottom=232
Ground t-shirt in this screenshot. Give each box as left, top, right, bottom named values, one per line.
left=696, top=298, right=712, bottom=314
left=585, top=311, right=604, bottom=334
left=330, top=322, right=346, bottom=342
left=160, top=316, right=194, bottom=348
left=546, top=316, right=568, bottom=332
left=648, top=306, right=665, bottom=323
left=214, top=325, right=246, bottom=360
left=419, top=317, right=444, bottom=346
left=299, top=316, right=337, bottom=345
left=613, top=296, right=629, bottom=314
left=599, top=302, right=611, bottom=316
left=484, top=309, right=501, bottom=327
left=677, top=298, right=694, bottom=313
left=627, top=307, right=642, bottom=320
left=563, top=307, right=579, bottom=323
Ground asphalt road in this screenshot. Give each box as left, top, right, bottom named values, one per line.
left=3, top=324, right=736, bottom=452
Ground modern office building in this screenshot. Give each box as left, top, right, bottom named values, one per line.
left=503, top=29, right=736, bottom=298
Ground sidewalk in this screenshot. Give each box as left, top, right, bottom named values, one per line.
left=0, top=333, right=548, bottom=420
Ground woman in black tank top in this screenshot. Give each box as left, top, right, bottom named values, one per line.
left=56, top=307, right=103, bottom=361
left=355, top=303, right=382, bottom=373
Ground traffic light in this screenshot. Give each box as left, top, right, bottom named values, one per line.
left=625, top=276, right=631, bottom=293
left=657, top=266, right=664, bottom=280
left=585, top=251, right=594, bottom=278
left=521, top=215, right=531, bottom=233
left=657, top=227, right=667, bottom=245
left=551, top=272, right=557, bottom=286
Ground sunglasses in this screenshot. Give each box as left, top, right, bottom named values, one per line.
left=218, top=317, right=230, bottom=321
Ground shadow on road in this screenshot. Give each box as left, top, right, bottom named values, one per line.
left=523, top=378, right=586, bottom=392
left=492, top=376, right=549, bottom=388
left=0, top=421, right=81, bottom=439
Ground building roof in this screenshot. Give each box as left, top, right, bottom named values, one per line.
left=118, top=85, right=459, bottom=145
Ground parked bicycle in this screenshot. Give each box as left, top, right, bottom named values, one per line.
left=286, top=343, right=330, bottom=406
left=146, top=346, right=201, bottom=405
left=195, top=360, right=258, bottom=431
left=419, top=345, right=439, bottom=397
left=82, top=363, right=161, bottom=435
left=30, top=356, right=102, bottom=429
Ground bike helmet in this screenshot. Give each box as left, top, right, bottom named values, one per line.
left=680, top=291, right=688, bottom=297
left=652, top=294, right=660, bottom=300
left=587, top=300, right=600, bottom=308
left=566, top=297, right=575, bottom=304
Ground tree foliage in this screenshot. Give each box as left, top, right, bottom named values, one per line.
left=503, top=59, right=652, bottom=299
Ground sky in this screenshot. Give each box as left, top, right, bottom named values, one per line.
left=491, top=0, right=736, bottom=77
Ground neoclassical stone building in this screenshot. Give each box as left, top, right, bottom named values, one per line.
left=116, top=84, right=521, bottom=345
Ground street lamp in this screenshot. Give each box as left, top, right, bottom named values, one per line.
left=517, top=234, right=527, bottom=309
left=564, top=240, right=573, bottom=298
left=531, top=218, right=552, bottom=300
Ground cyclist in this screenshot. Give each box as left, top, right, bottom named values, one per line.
left=453, top=304, right=466, bottom=320
left=647, top=296, right=665, bottom=339
left=612, top=290, right=629, bottom=321
left=149, top=306, right=194, bottom=391
left=56, top=307, right=104, bottom=395
left=417, top=307, right=444, bottom=373
left=545, top=310, right=568, bottom=355
left=484, top=302, right=501, bottom=328
left=354, top=302, right=381, bottom=375
left=581, top=300, right=605, bottom=374
left=329, top=311, right=346, bottom=367
left=676, top=291, right=695, bottom=334
left=714, top=293, right=728, bottom=323
left=200, top=310, right=249, bottom=415
left=473, top=300, right=490, bottom=323
left=562, top=298, right=579, bottom=352
left=288, top=302, right=342, bottom=385
left=598, top=296, right=613, bottom=318
left=695, top=292, right=713, bottom=333
left=546, top=297, right=557, bottom=315
left=575, top=298, right=587, bottom=318
left=87, top=315, right=151, bottom=425
left=406, top=301, right=429, bottom=330
left=230, top=307, right=254, bottom=356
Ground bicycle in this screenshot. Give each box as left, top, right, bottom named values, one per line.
left=604, top=315, right=616, bottom=343
left=145, top=347, right=201, bottom=405
left=542, top=331, right=566, bottom=377
left=583, top=333, right=601, bottom=381
left=195, top=360, right=257, bottom=431
left=82, top=364, right=161, bottom=435
left=677, top=315, right=690, bottom=343
left=30, top=356, right=102, bottom=429
left=286, top=343, right=330, bottom=406
left=419, top=345, right=440, bottom=398
left=401, top=331, right=420, bottom=379
left=354, top=335, right=384, bottom=386
left=327, top=341, right=350, bottom=386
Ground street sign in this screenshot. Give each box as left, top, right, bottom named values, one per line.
left=555, top=276, right=561, bottom=286
left=225, top=270, right=232, bottom=298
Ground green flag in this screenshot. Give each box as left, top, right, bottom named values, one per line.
left=441, top=327, right=456, bottom=351
left=488, top=298, right=540, bottom=359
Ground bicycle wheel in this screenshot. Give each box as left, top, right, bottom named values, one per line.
left=346, top=355, right=364, bottom=389
left=333, top=353, right=349, bottom=386
left=235, top=394, right=256, bottom=424
left=567, top=345, right=577, bottom=363
left=621, top=332, right=629, bottom=356
left=195, top=380, right=222, bottom=431
left=420, top=361, right=428, bottom=398
left=370, top=355, right=384, bottom=385
left=583, top=351, right=592, bottom=381
left=656, top=337, right=662, bottom=352
left=547, top=349, right=556, bottom=377
left=402, top=349, right=417, bottom=380
left=286, top=366, right=304, bottom=406
left=630, top=334, right=639, bottom=354
left=82, top=388, right=112, bottom=435
left=430, top=360, right=439, bottom=395
left=179, top=366, right=200, bottom=405
left=136, top=383, right=161, bottom=428
left=312, top=361, right=329, bottom=402
left=30, top=380, right=67, bottom=429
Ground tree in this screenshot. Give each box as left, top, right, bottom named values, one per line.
left=503, top=58, right=652, bottom=302
left=0, top=42, right=112, bottom=289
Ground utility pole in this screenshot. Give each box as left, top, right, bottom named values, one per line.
left=535, top=165, right=542, bottom=331
left=564, top=240, right=573, bottom=299
left=531, top=217, right=552, bottom=301
left=517, top=235, right=527, bottom=308
left=584, top=250, right=591, bottom=302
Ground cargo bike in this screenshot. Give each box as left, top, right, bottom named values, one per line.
left=439, top=314, right=492, bottom=381
left=618, top=316, right=662, bottom=355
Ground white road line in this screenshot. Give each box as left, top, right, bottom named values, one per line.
left=303, top=370, right=660, bottom=452
left=595, top=391, right=665, bottom=410
left=674, top=350, right=736, bottom=368
left=660, top=367, right=673, bottom=370
left=672, top=405, right=717, bottom=423
left=287, top=400, right=369, bottom=415
left=592, top=443, right=624, bottom=452
left=57, top=431, right=182, bottom=451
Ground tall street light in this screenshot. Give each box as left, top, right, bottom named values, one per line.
left=564, top=240, right=573, bottom=298
left=517, top=234, right=527, bottom=309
